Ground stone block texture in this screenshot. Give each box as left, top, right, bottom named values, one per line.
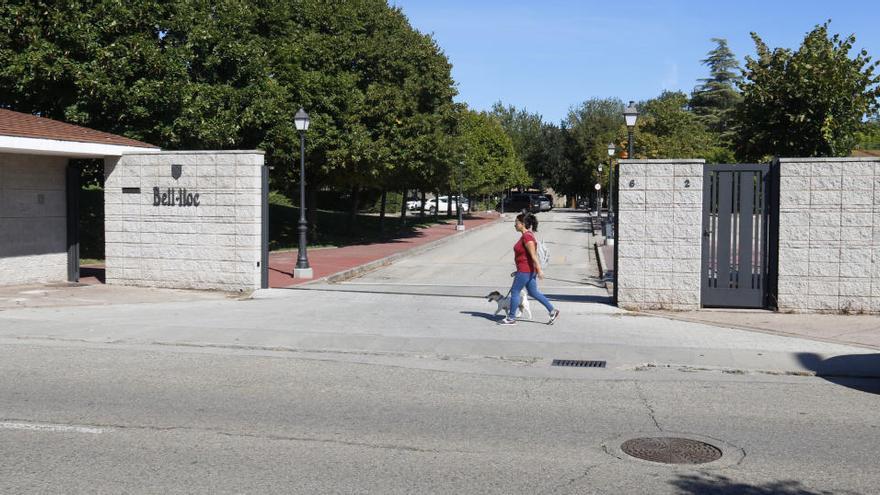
left=616, top=159, right=704, bottom=311
left=776, top=157, right=880, bottom=313
left=0, top=153, right=68, bottom=285
left=105, top=151, right=265, bottom=291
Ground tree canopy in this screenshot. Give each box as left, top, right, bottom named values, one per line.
left=734, top=22, right=880, bottom=160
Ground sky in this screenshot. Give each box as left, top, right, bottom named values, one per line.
left=392, top=0, right=880, bottom=124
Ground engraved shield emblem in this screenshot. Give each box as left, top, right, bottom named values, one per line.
left=171, top=164, right=182, bottom=180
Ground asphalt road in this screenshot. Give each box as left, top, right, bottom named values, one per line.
left=1, top=343, right=878, bottom=494
left=1, top=209, right=879, bottom=493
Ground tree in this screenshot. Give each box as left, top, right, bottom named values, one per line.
left=541, top=123, right=589, bottom=203
left=636, top=91, right=717, bottom=159
left=488, top=102, right=545, bottom=186
left=690, top=38, right=742, bottom=142
left=457, top=109, right=528, bottom=197
left=734, top=22, right=880, bottom=160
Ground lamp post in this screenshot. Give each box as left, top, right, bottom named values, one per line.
left=614, top=102, right=639, bottom=305
left=607, top=142, right=616, bottom=220
left=293, top=108, right=312, bottom=279
left=456, top=160, right=465, bottom=231
left=623, top=101, right=639, bottom=159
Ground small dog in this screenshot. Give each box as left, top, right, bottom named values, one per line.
left=486, top=289, right=532, bottom=320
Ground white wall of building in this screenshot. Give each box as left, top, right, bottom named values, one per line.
left=0, top=153, right=69, bottom=285
left=104, top=151, right=265, bottom=291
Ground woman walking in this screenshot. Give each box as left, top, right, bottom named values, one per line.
left=499, top=212, right=560, bottom=326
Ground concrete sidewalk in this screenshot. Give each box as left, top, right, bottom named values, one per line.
left=644, top=309, right=880, bottom=351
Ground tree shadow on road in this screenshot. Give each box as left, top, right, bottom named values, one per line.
left=670, top=473, right=855, bottom=495
left=796, top=352, right=880, bottom=395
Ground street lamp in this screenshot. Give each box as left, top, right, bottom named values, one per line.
left=293, top=108, right=312, bottom=279
left=607, top=142, right=616, bottom=220
left=456, top=160, right=465, bottom=231
left=623, top=101, right=639, bottom=159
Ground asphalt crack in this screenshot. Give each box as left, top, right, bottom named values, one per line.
left=0, top=417, right=481, bottom=455
left=634, top=381, right=663, bottom=432
left=538, top=465, right=599, bottom=495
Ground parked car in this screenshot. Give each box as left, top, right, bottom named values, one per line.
left=406, top=197, right=424, bottom=211
left=428, top=195, right=469, bottom=214
left=538, top=195, right=552, bottom=212
left=500, top=193, right=542, bottom=213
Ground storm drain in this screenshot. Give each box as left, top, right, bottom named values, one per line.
left=551, top=359, right=606, bottom=368
left=620, top=437, right=722, bottom=464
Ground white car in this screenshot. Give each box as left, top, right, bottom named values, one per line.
left=406, top=198, right=423, bottom=211
left=428, top=195, right=469, bottom=214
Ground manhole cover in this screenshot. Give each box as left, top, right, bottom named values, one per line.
left=620, top=437, right=722, bottom=464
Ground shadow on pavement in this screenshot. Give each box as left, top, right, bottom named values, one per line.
left=80, top=266, right=106, bottom=284
left=460, top=311, right=501, bottom=322
left=670, top=474, right=847, bottom=495
left=544, top=293, right=613, bottom=304
left=796, top=352, right=880, bottom=394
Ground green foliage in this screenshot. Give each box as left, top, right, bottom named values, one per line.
left=0, top=0, right=458, bottom=208
left=690, top=38, right=742, bottom=142
left=631, top=91, right=718, bottom=159
left=734, top=22, right=880, bottom=161
left=487, top=102, right=545, bottom=186
left=541, top=123, right=590, bottom=198
left=855, top=118, right=880, bottom=150
left=457, top=108, right=528, bottom=194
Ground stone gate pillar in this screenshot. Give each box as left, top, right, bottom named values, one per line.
left=616, top=159, right=704, bottom=310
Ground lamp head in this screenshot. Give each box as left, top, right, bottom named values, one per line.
left=294, top=108, right=310, bottom=132
left=623, top=101, right=639, bottom=128
left=607, top=142, right=616, bottom=156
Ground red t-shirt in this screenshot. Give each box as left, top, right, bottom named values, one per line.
left=514, top=231, right=537, bottom=273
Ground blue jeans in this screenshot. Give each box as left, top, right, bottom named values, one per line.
left=508, top=271, right=554, bottom=318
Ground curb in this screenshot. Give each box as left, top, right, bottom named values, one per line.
left=595, top=242, right=613, bottom=295
left=297, top=216, right=505, bottom=287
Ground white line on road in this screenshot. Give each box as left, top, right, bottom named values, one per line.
left=0, top=421, right=108, bottom=434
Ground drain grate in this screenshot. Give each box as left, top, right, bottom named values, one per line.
left=620, top=437, right=722, bottom=464
left=551, top=359, right=606, bottom=368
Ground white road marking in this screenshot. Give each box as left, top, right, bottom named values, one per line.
left=0, top=421, right=107, bottom=434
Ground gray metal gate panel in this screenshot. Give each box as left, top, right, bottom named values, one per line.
left=701, top=164, right=770, bottom=308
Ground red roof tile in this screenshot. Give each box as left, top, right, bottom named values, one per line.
left=0, top=108, right=158, bottom=149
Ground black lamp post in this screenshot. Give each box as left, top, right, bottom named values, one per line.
left=607, top=142, right=616, bottom=220
left=456, top=160, right=465, bottom=230
left=293, top=108, right=312, bottom=279
left=623, top=101, right=639, bottom=159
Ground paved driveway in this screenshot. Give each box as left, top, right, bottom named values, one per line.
left=302, top=209, right=609, bottom=303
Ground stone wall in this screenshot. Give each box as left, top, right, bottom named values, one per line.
left=104, top=151, right=265, bottom=291
left=616, top=159, right=704, bottom=310
left=776, top=157, right=880, bottom=313
left=0, top=153, right=68, bottom=285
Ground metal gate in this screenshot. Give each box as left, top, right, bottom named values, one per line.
left=701, top=164, right=775, bottom=308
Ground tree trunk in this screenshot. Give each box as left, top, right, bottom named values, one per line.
left=434, top=190, right=440, bottom=221
left=347, top=185, right=360, bottom=229
left=399, top=189, right=407, bottom=227
left=379, top=189, right=387, bottom=233
left=419, top=190, right=426, bottom=217
left=446, top=191, right=452, bottom=217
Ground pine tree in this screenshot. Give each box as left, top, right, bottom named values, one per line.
left=690, top=38, right=742, bottom=141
